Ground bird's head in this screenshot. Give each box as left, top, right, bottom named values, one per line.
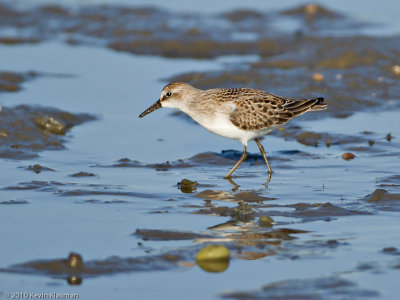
left=138, top=82, right=193, bottom=118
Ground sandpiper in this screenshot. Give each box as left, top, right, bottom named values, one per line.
left=139, top=82, right=326, bottom=179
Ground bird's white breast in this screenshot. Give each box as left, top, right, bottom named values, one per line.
left=170, top=98, right=277, bottom=145
left=189, top=111, right=260, bottom=145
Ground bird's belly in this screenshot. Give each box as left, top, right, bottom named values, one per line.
left=188, top=110, right=279, bottom=144
left=205, top=122, right=244, bottom=139
left=196, top=115, right=263, bottom=144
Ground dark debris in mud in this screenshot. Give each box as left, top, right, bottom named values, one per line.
left=69, top=171, right=96, bottom=177
left=382, top=247, right=400, bottom=256
left=26, top=164, right=55, bottom=174
left=0, top=105, right=96, bottom=160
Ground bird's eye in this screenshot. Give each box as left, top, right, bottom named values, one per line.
left=166, top=92, right=172, bottom=97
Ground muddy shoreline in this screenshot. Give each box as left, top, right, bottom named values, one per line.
left=0, top=1, right=399, bottom=299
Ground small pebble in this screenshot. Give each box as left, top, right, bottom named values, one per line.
left=305, top=3, right=318, bottom=15
left=383, top=247, right=397, bottom=253
left=0, top=129, right=8, bottom=137
left=34, top=116, right=66, bottom=135
left=258, top=216, right=274, bottom=227
left=392, top=65, right=400, bottom=75
left=177, top=179, right=198, bottom=193
left=325, top=138, right=331, bottom=147
left=67, top=276, right=82, bottom=285
left=342, top=153, right=355, bottom=160
left=66, top=252, right=83, bottom=269
left=312, top=72, right=324, bottom=81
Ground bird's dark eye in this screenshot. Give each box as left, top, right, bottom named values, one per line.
left=166, top=92, right=172, bottom=97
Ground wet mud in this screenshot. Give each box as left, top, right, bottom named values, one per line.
left=364, top=189, right=400, bottom=212
left=168, top=40, right=400, bottom=118
left=69, top=171, right=96, bottom=177
left=0, top=105, right=95, bottom=159
left=0, top=70, right=37, bottom=93
left=191, top=193, right=369, bottom=223
left=0, top=1, right=400, bottom=299
left=195, top=190, right=275, bottom=203
left=26, top=164, right=55, bottom=174
left=135, top=229, right=210, bottom=241
left=2, top=179, right=158, bottom=201
left=0, top=251, right=190, bottom=283
left=104, top=149, right=322, bottom=172
left=222, top=276, right=378, bottom=299
left=1, top=2, right=399, bottom=119
left=0, top=199, right=29, bottom=205
left=378, top=175, right=400, bottom=189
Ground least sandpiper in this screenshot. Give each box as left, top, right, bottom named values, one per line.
left=139, top=82, right=326, bottom=179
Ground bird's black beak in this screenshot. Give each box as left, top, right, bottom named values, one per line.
left=139, top=99, right=161, bottom=118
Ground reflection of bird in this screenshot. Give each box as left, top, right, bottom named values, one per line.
left=139, top=82, right=326, bottom=179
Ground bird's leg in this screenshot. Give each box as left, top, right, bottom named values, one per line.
left=255, top=139, right=272, bottom=180
left=224, top=145, right=247, bottom=179
left=226, top=177, right=239, bottom=192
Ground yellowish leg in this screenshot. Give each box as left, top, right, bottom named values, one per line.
left=255, top=139, right=272, bottom=180
left=224, top=145, right=247, bottom=179
left=226, top=177, right=239, bottom=191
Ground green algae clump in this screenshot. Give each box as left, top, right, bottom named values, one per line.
left=177, top=179, right=198, bottom=193
left=196, top=245, right=230, bottom=273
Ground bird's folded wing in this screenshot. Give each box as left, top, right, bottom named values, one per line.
left=229, top=94, right=323, bottom=131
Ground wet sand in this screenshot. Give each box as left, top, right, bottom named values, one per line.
left=0, top=1, right=400, bottom=299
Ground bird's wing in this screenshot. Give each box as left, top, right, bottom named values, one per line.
left=228, top=90, right=325, bottom=131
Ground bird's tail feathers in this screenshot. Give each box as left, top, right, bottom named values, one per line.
left=309, top=97, right=327, bottom=111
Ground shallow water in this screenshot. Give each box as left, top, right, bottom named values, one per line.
left=1, top=1, right=400, bottom=299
